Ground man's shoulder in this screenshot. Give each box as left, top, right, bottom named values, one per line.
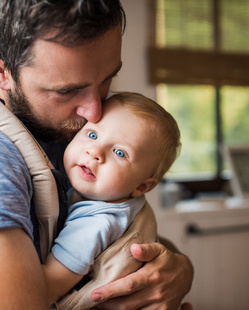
left=0, top=131, right=32, bottom=190
left=0, top=132, right=33, bottom=238
left=0, top=131, right=29, bottom=167
left=0, top=131, right=24, bottom=163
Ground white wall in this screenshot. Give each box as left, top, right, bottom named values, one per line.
left=112, top=0, right=161, bottom=212
left=112, top=0, right=155, bottom=97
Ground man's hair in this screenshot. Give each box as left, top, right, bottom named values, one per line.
left=111, top=92, right=182, bottom=181
left=0, top=0, right=125, bottom=81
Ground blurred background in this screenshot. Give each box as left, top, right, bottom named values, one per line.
left=112, top=1, right=249, bottom=309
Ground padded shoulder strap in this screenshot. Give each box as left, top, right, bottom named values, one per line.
left=0, top=103, right=59, bottom=261
left=55, top=200, right=157, bottom=310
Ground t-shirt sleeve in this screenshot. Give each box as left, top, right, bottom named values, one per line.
left=52, top=211, right=124, bottom=275
left=51, top=198, right=145, bottom=275
left=0, top=132, right=33, bottom=238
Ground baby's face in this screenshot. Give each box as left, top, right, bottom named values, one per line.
left=63, top=97, right=157, bottom=202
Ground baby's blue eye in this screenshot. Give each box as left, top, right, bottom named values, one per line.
left=88, top=131, right=97, bottom=140
left=114, top=149, right=125, bottom=158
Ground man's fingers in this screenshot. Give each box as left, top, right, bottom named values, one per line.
left=91, top=268, right=147, bottom=302
left=91, top=243, right=165, bottom=302
left=91, top=243, right=193, bottom=310
left=130, top=243, right=166, bottom=262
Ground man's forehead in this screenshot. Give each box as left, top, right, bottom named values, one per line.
left=23, top=27, right=122, bottom=88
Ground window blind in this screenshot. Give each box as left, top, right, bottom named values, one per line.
left=149, top=0, right=249, bottom=86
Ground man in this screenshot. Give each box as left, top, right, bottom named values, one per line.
left=0, top=1, right=193, bottom=309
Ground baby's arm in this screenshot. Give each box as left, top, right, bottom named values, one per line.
left=42, top=253, right=83, bottom=305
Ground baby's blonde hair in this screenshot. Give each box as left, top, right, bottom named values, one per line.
left=110, top=92, right=181, bottom=181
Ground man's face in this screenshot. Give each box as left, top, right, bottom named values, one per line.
left=7, top=26, right=122, bottom=143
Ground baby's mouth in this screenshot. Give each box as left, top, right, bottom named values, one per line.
left=81, top=165, right=95, bottom=177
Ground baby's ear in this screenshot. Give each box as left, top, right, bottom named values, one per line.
left=131, top=178, right=158, bottom=198
left=0, top=60, right=11, bottom=91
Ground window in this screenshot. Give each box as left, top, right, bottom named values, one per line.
left=149, top=0, right=249, bottom=194
left=157, top=85, right=216, bottom=177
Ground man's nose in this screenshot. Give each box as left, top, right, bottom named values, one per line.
left=76, top=91, right=103, bottom=123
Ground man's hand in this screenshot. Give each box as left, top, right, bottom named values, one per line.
left=91, top=242, right=193, bottom=310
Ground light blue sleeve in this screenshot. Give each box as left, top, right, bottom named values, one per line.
left=0, top=132, right=33, bottom=238
left=51, top=197, right=145, bottom=275
left=52, top=210, right=123, bottom=275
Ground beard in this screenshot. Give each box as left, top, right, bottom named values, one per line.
left=8, top=84, right=87, bottom=144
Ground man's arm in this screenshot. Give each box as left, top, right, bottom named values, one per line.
left=91, top=242, right=193, bottom=310
left=0, top=228, right=49, bottom=310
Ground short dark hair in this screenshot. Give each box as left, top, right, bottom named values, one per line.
left=0, top=0, right=125, bottom=80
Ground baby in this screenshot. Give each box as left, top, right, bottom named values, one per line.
left=42, top=92, right=181, bottom=305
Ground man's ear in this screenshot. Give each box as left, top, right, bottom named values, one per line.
left=131, top=178, right=158, bottom=198
left=0, top=60, right=11, bottom=91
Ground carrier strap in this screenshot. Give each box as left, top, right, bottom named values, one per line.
left=0, top=103, right=59, bottom=261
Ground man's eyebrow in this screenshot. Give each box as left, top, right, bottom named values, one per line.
left=102, top=62, right=123, bottom=84
left=50, top=84, right=89, bottom=92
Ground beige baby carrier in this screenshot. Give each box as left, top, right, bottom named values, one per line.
left=0, top=102, right=157, bottom=309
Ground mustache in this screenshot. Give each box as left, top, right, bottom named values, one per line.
left=59, top=119, right=87, bottom=131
